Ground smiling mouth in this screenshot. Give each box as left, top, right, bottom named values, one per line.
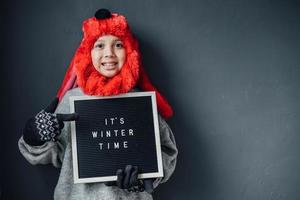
left=101, top=62, right=118, bottom=70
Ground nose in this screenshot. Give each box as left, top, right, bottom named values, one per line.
left=103, top=45, right=115, bottom=58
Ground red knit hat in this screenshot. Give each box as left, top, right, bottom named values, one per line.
left=57, top=9, right=173, bottom=119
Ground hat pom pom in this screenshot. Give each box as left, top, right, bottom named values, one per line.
left=95, top=8, right=112, bottom=19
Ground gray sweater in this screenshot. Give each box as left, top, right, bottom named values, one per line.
left=18, top=88, right=178, bottom=200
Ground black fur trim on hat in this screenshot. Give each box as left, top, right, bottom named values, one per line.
left=95, top=8, right=112, bottom=19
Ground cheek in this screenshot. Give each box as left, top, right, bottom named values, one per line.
left=91, top=51, right=101, bottom=66
left=118, top=51, right=126, bottom=65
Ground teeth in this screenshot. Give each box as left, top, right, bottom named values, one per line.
left=102, top=63, right=116, bottom=66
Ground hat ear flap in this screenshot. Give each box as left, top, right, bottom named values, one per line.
left=57, top=57, right=78, bottom=101
left=138, top=66, right=173, bottom=119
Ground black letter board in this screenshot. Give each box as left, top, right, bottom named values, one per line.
left=69, top=92, right=163, bottom=184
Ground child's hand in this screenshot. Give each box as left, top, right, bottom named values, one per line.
left=143, top=179, right=154, bottom=194
left=22, top=97, right=79, bottom=146
left=105, top=165, right=154, bottom=193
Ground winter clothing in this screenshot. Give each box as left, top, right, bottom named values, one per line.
left=57, top=9, right=173, bottom=119
left=105, top=165, right=149, bottom=193
left=23, top=98, right=79, bottom=146
left=18, top=87, right=178, bottom=200
left=19, top=8, right=177, bottom=200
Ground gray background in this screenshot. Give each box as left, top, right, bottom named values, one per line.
left=1, top=0, right=300, bottom=200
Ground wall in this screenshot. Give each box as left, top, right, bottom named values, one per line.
left=1, top=0, right=300, bottom=199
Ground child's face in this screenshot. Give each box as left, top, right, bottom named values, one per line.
left=91, top=35, right=126, bottom=78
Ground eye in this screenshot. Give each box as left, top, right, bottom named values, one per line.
left=94, top=43, right=104, bottom=49
left=115, top=42, right=124, bottom=49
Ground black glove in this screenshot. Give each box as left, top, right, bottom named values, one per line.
left=22, top=97, right=79, bottom=146
left=143, top=178, right=154, bottom=194
left=105, top=165, right=154, bottom=193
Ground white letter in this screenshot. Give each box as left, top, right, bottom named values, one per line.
left=120, top=117, right=124, bottom=124
left=92, top=131, right=98, bottom=138
left=110, top=118, right=115, bottom=125
left=114, top=130, right=118, bottom=137
left=106, top=130, right=111, bottom=137
left=121, top=129, right=125, bottom=136
left=128, top=129, right=134, bottom=136
left=123, top=141, right=128, bottom=148
left=114, top=142, right=120, bottom=149
left=99, top=143, right=103, bottom=150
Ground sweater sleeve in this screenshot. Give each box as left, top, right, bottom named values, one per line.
left=18, top=136, right=64, bottom=168
left=18, top=90, right=73, bottom=168
left=153, top=115, right=178, bottom=188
